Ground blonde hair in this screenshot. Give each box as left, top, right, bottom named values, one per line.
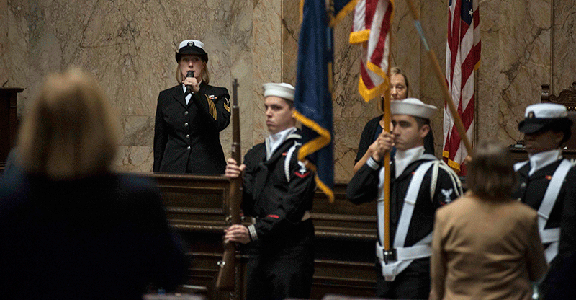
left=17, top=67, right=120, bottom=179
left=467, top=140, right=517, bottom=201
left=175, top=60, right=210, bottom=85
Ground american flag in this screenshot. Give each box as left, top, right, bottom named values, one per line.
left=350, top=0, right=394, bottom=102
left=443, top=0, right=481, bottom=175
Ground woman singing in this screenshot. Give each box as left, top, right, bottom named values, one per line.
left=154, top=40, right=230, bottom=174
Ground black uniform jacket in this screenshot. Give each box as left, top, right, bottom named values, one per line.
left=241, top=131, right=316, bottom=246
left=153, top=83, right=230, bottom=175
left=512, top=160, right=576, bottom=233
left=347, top=156, right=461, bottom=248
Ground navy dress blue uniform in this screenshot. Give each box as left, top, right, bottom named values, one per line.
left=347, top=153, right=462, bottom=299
left=241, top=129, right=316, bottom=300
left=347, top=96, right=462, bottom=299
left=513, top=102, right=576, bottom=299
left=153, top=82, right=230, bottom=174
left=544, top=178, right=576, bottom=299
left=512, top=157, right=576, bottom=262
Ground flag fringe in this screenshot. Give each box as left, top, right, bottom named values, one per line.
left=442, top=150, right=462, bottom=172
left=293, top=110, right=334, bottom=203
left=330, top=0, right=358, bottom=27
left=350, top=31, right=370, bottom=44
left=358, top=71, right=389, bottom=102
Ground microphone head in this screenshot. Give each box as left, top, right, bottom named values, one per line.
left=186, top=71, right=194, bottom=78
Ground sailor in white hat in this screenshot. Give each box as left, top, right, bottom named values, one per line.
left=347, top=97, right=462, bottom=299
left=153, top=39, right=231, bottom=175
left=513, top=102, right=575, bottom=275
left=223, top=82, right=316, bottom=300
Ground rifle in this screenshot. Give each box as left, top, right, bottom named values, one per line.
left=216, top=78, right=241, bottom=291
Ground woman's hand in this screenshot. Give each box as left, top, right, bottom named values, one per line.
left=182, top=76, right=200, bottom=93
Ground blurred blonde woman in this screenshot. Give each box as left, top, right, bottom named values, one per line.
left=0, top=67, right=187, bottom=300
left=430, top=140, right=548, bottom=300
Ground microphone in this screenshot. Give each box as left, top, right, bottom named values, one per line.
left=185, top=71, right=194, bottom=93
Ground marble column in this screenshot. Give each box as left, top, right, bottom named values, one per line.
left=0, top=0, right=7, bottom=86
left=478, top=0, right=552, bottom=145
left=552, top=0, right=576, bottom=94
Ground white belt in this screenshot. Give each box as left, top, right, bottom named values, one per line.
left=376, top=243, right=432, bottom=262
left=540, top=228, right=560, bottom=244
left=376, top=233, right=433, bottom=281
left=545, top=242, right=559, bottom=263
left=541, top=228, right=560, bottom=263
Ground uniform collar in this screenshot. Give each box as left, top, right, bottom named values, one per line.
left=528, top=149, right=562, bottom=176
left=394, top=146, right=425, bottom=178
left=265, top=127, right=298, bottom=160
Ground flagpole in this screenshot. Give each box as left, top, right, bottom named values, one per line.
left=382, top=63, right=392, bottom=261
left=405, top=0, right=473, bottom=154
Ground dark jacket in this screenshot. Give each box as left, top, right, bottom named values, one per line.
left=0, top=170, right=188, bottom=300
left=153, top=82, right=230, bottom=175
left=347, top=155, right=461, bottom=248
left=512, top=159, right=575, bottom=231
left=242, top=130, right=316, bottom=244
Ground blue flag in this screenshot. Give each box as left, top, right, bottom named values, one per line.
left=332, top=0, right=357, bottom=26
left=294, top=0, right=334, bottom=202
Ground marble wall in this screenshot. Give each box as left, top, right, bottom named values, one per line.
left=1, top=0, right=575, bottom=182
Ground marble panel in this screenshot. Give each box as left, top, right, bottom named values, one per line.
left=253, top=0, right=282, bottom=146
left=419, top=0, right=448, bottom=155
left=552, top=0, right=576, bottom=93
left=0, top=0, right=8, bottom=86
left=281, top=0, right=299, bottom=85
left=229, top=0, right=254, bottom=158
left=116, top=146, right=154, bottom=173
left=392, top=0, right=422, bottom=98
left=121, top=115, right=155, bottom=147
left=494, top=0, right=551, bottom=145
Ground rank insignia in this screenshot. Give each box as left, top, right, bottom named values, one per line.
left=295, top=161, right=310, bottom=178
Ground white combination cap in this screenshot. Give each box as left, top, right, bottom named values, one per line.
left=178, top=40, right=204, bottom=50
left=524, top=103, right=568, bottom=119
left=390, top=98, right=437, bottom=119
left=518, top=103, right=571, bottom=134
left=176, top=40, right=208, bottom=62
left=263, top=83, right=295, bottom=101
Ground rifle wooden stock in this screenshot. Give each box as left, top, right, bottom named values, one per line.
left=216, top=79, right=241, bottom=291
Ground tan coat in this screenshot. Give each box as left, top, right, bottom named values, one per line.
left=430, top=192, right=548, bottom=300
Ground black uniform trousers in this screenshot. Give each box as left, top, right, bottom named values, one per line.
left=240, top=131, right=316, bottom=300
left=376, top=259, right=431, bottom=299
left=245, top=220, right=315, bottom=300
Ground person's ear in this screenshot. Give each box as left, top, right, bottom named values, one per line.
left=419, top=124, right=430, bottom=138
